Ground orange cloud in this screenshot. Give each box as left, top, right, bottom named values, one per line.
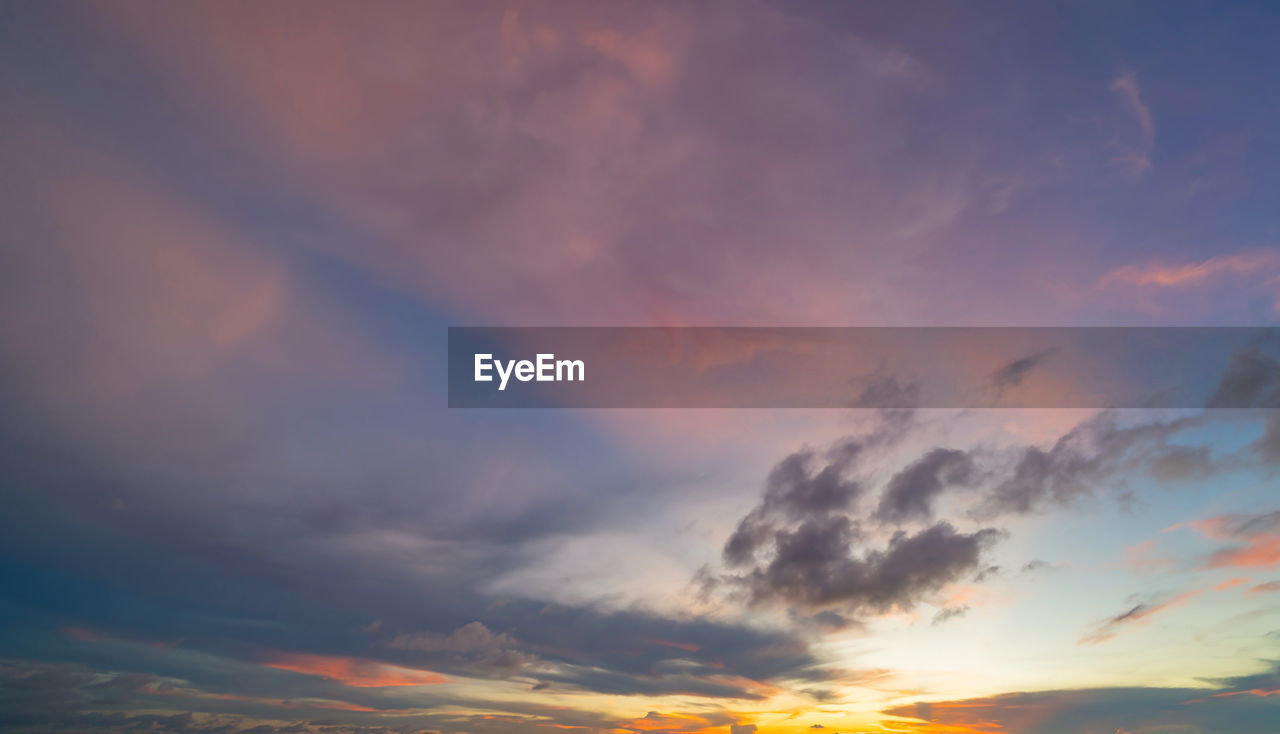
left=1214, top=577, right=1251, bottom=591
left=1207, top=535, right=1280, bottom=570
left=261, top=651, right=449, bottom=687
left=1176, top=512, right=1280, bottom=570
left=1125, top=539, right=1175, bottom=573
left=1099, top=250, right=1280, bottom=289
left=1212, top=688, right=1280, bottom=699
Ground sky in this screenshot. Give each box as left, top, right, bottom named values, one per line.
left=1, top=1, right=1280, bottom=733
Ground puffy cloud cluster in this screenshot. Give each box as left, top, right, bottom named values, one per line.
left=716, top=432, right=1001, bottom=617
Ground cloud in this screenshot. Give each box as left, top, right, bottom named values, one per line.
left=885, top=663, right=1280, bottom=734
left=989, top=348, right=1058, bottom=397
left=931, top=606, right=969, bottom=626
left=725, top=514, right=1000, bottom=614
left=1124, top=539, right=1175, bottom=574
left=1247, top=581, right=1280, bottom=598
left=723, top=440, right=864, bottom=567
left=1207, top=338, right=1280, bottom=409
left=387, top=622, right=539, bottom=673
left=1145, top=445, right=1213, bottom=482
left=1100, top=250, right=1280, bottom=289
left=715, top=409, right=1215, bottom=619
left=81, top=0, right=1058, bottom=330
left=875, top=448, right=977, bottom=524
left=976, top=412, right=1200, bottom=518
left=1109, top=70, right=1155, bottom=179
left=388, top=621, right=516, bottom=654
left=1256, top=413, right=1280, bottom=463
left=714, top=427, right=1003, bottom=618
left=1078, top=588, right=1205, bottom=645
left=1080, top=574, right=1258, bottom=645
left=1095, top=251, right=1280, bottom=320
left=259, top=651, right=449, bottom=687
left=1179, top=510, right=1280, bottom=570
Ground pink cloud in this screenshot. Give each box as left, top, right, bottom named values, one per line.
left=1124, top=539, right=1175, bottom=573
left=1175, top=512, right=1280, bottom=571
left=260, top=650, right=449, bottom=688
left=1099, top=250, right=1280, bottom=289
left=1246, top=581, right=1280, bottom=598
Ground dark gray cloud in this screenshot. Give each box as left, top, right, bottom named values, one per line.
left=990, top=348, right=1058, bottom=396
left=715, top=434, right=1002, bottom=616
left=1229, top=510, right=1280, bottom=537
left=715, top=409, right=1219, bottom=619
left=1077, top=588, right=1202, bottom=645
left=726, top=516, right=1000, bottom=613
left=1208, top=340, right=1280, bottom=408
left=976, top=412, right=1201, bottom=518
left=852, top=375, right=921, bottom=410
left=724, top=441, right=864, bottom=567
left=931, top=606, right=969, bottom=626
left=1254, top=412, right=1280, bottom=464
left=875, top=448, right=977, bottom=524
left=0, top=416, right=829, bottom=711
left=886, top=663, right=1280, bottom=734
left=1202, top=340, right=1280, bottom=464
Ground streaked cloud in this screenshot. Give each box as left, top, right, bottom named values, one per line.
left=1179, top=511, right=1280, bottom=570
left=1078, top=587, right=1206, bottom=645
left=1109, top=70, right=1156, bottom=179
left=259, top=651, right=450, bottom=688
left=1100, top=249, right=1280, bottom=288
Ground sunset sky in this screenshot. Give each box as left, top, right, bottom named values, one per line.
left=2, top=2, right=1280, bottom=733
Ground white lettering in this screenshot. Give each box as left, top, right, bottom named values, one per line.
left=557, top=359, right=584, bottom=381
left=536, top=353, right=554, bottom=381
left=477, top=353, right=583, bottom=391
left=475, top=354, right=493, bottom=382
left=515, top=360, right=534, bottom=382
left=495, top=358, right=516, bottom=391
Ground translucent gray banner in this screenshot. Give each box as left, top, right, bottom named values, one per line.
left=447, top=327, right=1280, bottom=409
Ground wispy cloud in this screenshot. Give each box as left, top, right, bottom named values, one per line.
left=1079, top=587, right=1205, bottom=645
left=1181, top=511, right=1280, bottom=570
left=1099, top=250, right=1280, bottom=288
left=1247, top=581, right=1280, bottom=598
left=1124, top=539, right=1176, bottom=574
left=1109, top=69, right=1156, bottom=179
left=260, top=651, right=449, bottom=687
